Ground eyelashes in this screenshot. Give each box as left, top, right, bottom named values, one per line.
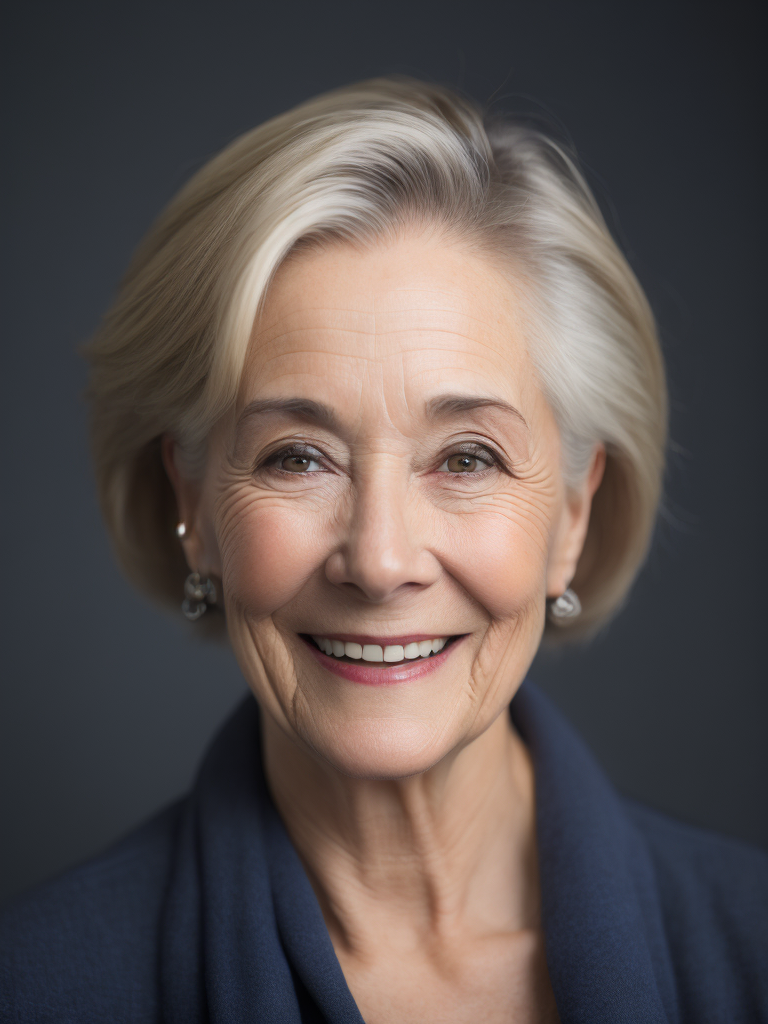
left=437, top=441, right=513, bottom=476
left=255, top=439, right=514, bottom=478
left=259, top=442, right=326, bottom=474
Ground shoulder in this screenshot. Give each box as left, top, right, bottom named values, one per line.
left=0, top=799, right=184, bottom=1024
left=625, top=799, right=768, bottom=1021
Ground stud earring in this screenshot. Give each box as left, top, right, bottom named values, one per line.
left=175, top=522, right=187, bottom=538
left=547, top=587, right=581, bottom=625
left=182, top=572, right=217, bottom=621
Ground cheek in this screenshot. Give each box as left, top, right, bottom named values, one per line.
left=436, top=501, right=554, bottom=621
left=216, top=497, right=327, bottom=619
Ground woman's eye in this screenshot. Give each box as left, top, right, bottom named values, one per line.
left=277, top=453, right=322, bottom=473
left=438, top=452, right=492, bottom=474
left=257, top=446, right=326, bottom=475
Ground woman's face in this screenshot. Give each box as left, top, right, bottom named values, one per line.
left=176, top=229, right=600, bottom=779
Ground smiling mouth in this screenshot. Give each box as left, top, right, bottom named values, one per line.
left=302, top=634, right=461, bottom=666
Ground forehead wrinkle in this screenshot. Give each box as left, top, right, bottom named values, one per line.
left=256, top=290, right=517, bottom=337
left=243, top=346, right=527, bottom=408
left=253, top=328, right=517, bottom=363
left=251, top=347, right=417, bottom=371
left=374, top=295, right=414, bottom=431
left=253, top=296, right=520, bottom=360
left=373, top=333, right=524, bottom=371
left=255, top=305, right=377, bottom=340
left=370, top=327, right=511, bottom=353
left=253, top=327, right=380, bottom=357
left=362, top=303, right=515, bottom=334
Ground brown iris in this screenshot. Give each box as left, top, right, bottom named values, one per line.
left=281, top=455, right=312, bottom=472
left=446, top=454, right=479, bottom=473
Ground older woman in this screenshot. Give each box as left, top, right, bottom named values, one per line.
left=1, top=78, right=766, bottom=1023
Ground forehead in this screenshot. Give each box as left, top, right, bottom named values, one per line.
left=240, top=233, right=537, bottom=414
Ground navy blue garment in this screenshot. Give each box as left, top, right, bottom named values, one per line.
left=2, top=682, right=766, bottom=1022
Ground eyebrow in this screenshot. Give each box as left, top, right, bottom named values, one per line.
left=237, top=398, right=342, bottom=431
left=425, top=394, right=528, bottom=428
left=236, top=393, right=527, bottom=435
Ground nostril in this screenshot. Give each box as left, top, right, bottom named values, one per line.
left=341, top=579, right=423, bottom=604
left=324, top=523, right=442, bottom=602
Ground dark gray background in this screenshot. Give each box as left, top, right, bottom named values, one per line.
left=2, top=0, right=765, bottom=907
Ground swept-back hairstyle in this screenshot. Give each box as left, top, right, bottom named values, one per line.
left=85, top=77, right=666, bottom=638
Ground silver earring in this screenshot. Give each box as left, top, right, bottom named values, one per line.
left=547, top=587, right=581, bottom=625
left=182, top=572, right=217, bottom=621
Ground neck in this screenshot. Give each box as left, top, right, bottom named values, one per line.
left=261, top=708, right=539, bottom=956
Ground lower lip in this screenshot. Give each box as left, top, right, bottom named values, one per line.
left=302, top=635, right=464, bottom=685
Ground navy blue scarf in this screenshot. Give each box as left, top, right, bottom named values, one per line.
left=5, top=682, right=767, bottom=1022
left=159, top=683, right=676, bottom=1023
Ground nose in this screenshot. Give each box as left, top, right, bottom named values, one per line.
left=325, top=459, right=440, bottom=603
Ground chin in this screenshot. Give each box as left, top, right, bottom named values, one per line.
left=304, top=717, right=454, bottom=780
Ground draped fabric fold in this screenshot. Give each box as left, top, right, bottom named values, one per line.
left=4, top=681, right=767, bottom=1023
left=157, top=683, right=676, bottom=1022
left=159, top=694, right=363, bottom=1023
left=513, top=687, right=677, bottom=1022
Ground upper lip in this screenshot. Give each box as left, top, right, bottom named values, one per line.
left=304, top=632, right=455, bottom=647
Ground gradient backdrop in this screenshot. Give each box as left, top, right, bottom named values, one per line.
left=2, top=0, right=765, bottom=906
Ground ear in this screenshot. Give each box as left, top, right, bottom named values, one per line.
left=161, top=434, right=212, bottom=577
left=546, top=444, right=606, bottom=598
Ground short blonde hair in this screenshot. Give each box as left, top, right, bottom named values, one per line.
left=85, top=77, right=667, bottom=639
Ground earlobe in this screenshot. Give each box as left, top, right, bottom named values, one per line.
left=161, top=434, right=205, bottom=572
left=162, top=435, right=191, bottom=536
left=161, top=434, right=202, bottom=527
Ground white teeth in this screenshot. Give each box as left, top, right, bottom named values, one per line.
left=312, top=636, right=334, bottom=656
left=313, top=636, right=449, bottom=662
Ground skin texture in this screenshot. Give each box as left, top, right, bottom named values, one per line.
left=165, top=227, right=604, bottom=1023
